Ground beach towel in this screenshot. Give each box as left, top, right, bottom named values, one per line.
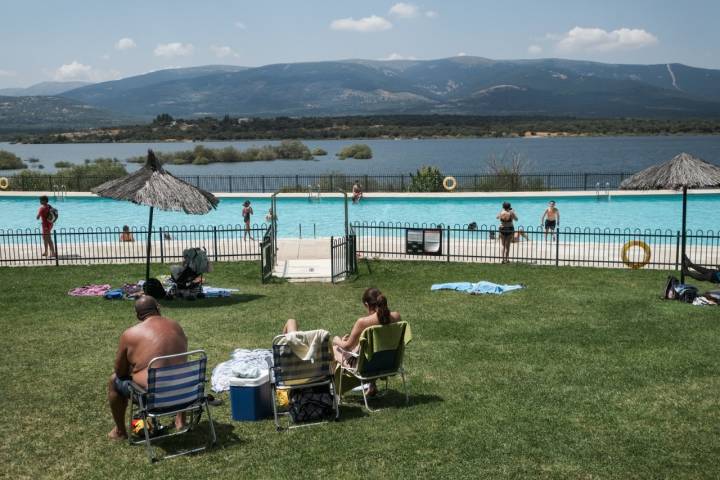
left=279, top=329, right=329, bottom=362
left=68, top=284, right=112, bottom=296
left=202, top=286, right=239, bottom=298
left=103, top=288, right=124, bottom=300
left=431, top=281, right=523, bottom=295
left=210, top=348, right=273, bottom=393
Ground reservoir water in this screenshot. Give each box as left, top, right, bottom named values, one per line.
left=1, top=135, right=719, bottom=175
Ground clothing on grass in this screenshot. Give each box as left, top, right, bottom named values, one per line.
left=431, top=281, right=523, bottom=295
left=210, top=348, right=273, bottom=392
left=68, top=284, right=112, bottom=296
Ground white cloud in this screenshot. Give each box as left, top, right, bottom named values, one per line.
left=389, top=2, right=418, bottom=18
left=100, top=53, right=111, bottom=60
left=528, top=45, right=543, bottom=55
left=0, top=69, right=17, bottom=77
left=330, top=15, right=392, bottom=32
left=115, top=37, right=136, bottom=51
left=555, top=27, right=658, bottom=53
left=380, top=53, right=417, bottom=61
left=52, top=61, right=119, bottom=82
left=234, top=21, right=246, bottom=29
left=456, top=52, right=467, bottom=57
left=210, top=45, right=238, bottom=58
left=154, top=42, right=194, bottom=58
left=425, top=10, right=438, bottom=18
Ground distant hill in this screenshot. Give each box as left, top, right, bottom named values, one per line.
left=0, top=81, right=92, bottom=97
left=0, top=95, right=128, bottom=131
left=10, top=58, right=720, bottom=127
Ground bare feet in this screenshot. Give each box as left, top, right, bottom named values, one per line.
left=108, top=427, right=128, bottom=440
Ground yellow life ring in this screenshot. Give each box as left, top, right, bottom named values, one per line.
left=0, top=177, right=8, bottom=190
left=621, top=240, right=652, bottom=269
left=442, top=176, right=457, bottom=192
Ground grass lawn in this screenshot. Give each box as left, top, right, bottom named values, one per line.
left=1, top=261, right=719, bottom=479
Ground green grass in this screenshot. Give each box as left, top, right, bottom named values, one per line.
left=1, top=261, right=719, bottom=479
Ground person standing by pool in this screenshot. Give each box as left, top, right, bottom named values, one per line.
left=36, top=195, right=56, bottom=258
left=541, top=200, right=560, bottom=241
left=352, top=180, right=363, bottom=204
left=496, top=201, right=517, bottom=264
left=119, top=225, right=134, bottom=242
left=242, top=200, right=254, bottom=240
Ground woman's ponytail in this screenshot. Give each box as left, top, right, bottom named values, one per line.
left=362, top=288, right=391, bottom=324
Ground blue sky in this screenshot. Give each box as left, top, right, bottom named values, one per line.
left=1, top=0, right=718, bottom=88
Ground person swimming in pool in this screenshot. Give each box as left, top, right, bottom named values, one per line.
left=496, top=202, right=518, bottom=264
left=682, top=255, right=720, bottom=283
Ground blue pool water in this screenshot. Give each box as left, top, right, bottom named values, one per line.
left=1, top=194, right=718, bottom=237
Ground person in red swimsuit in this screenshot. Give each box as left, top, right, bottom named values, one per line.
left=36, top=195, right=56, bottom=257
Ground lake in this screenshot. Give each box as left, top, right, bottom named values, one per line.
left=1, top=135, right=720, bottom=175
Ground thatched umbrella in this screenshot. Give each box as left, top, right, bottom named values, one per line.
left=92, top=150, right=219, bottom=281
left=620, top=152, right=720, bottom=282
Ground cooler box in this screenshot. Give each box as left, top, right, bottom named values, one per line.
left=229, top=370, right=272, bottom=421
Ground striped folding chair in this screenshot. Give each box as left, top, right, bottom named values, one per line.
left=270, top=330, right=339, bottom=431
left=127, top=350, right=217, bottom=462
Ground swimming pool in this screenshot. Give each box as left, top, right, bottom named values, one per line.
left=1, top=193, right=719, bottom=237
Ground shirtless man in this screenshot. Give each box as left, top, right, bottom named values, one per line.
left=541, top=200, right=560, bottom=241
left=107, top=296, right=188, bottom=440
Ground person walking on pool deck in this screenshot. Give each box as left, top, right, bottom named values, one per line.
left=107, top=296, right=188, bottom=440
left=242, top=200, right=254, bottom=240
left=496, top=202, right=518, bottom=264
left=541, top=200, right=560, bottom=241
left=682, top=255, right=720, bottom=283
left=36, top=195, right=56, bottom=258
left=281, top=287, right=401, bottom=396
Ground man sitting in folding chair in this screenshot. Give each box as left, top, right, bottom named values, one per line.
left=107, top=296, right=189, bottom=440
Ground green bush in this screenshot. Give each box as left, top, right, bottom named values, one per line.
left=336, top=144, right=373, bottom=160
left=54, top=161, right=73, bottom=169
left=311, top=148, right=328, bottom=156
left=0, top=150, right=27, bottom=169
left=409, top=166, right=444, bottom=192
left=9, top=159, right=127, bottom=191
left=125, top=141, right=314, bottom=165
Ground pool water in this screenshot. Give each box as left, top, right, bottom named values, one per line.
left=1, top=194, right=718, bottom=237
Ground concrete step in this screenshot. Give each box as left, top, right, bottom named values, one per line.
left=274, top=259, right=333, bottom=283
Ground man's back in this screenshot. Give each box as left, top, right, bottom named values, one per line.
left=122, top=316, right=187, bottom=387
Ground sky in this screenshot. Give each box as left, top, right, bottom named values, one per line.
left=0, top=0, right=719, bottom=88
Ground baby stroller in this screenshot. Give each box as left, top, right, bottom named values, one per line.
left=167, top=247, right=212, bottom=300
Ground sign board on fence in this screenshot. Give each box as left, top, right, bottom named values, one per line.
left=406, top=228, right=443, bottom=256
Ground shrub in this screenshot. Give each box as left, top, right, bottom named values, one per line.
left=409, top=166, right=444, bottom=192
left=336, top=144, right=373, bottom=160
left=10, top=159, right=127, bottom=191
left=0, top=150, right=27, bottom=170
left=54, top=161, right=73, bottom=169
left=311, top=148, right=328, bottom=156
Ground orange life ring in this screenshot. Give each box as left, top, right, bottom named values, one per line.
left=621, top=240, right=651, bottom=269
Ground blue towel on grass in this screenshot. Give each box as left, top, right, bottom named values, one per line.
left=431, top=281, right=523, bottom=295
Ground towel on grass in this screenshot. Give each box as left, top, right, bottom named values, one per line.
left=431, top=281, right=523, bottom=295
left=211, top=348, right=273, bottom=392
left=68, top=284, right=112, bottom=296
left=202, top=286, right=239, bottom=298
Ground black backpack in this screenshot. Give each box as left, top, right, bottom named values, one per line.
left=289, top=386, right=335, bottom=423
left=143, top=278, right=166, bottom=299
left=663, top=276, right=698, bottom=303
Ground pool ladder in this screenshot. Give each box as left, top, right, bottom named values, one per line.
left=595, top=182, right=610, bottom=200
left=53, top=184, right=67, bottom=201
left=307, top=184, right=321, bottom=202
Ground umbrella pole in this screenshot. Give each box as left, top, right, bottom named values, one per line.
left=146, top=206, right=154, bottom=282
left=680, top=186, right=687, bottom=284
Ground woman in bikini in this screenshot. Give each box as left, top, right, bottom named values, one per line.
left=242, top=200, right=254, bottom=240
left=496, top=201, right=518, bottom=264
left=281, top=287, right=400, bottom=396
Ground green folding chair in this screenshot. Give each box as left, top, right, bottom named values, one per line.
left=336, top=321, right=411, bottom=412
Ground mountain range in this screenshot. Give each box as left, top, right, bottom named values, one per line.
left=5, top=57, right=720, bottom=129
left=0, top=81, right=91, bottom=97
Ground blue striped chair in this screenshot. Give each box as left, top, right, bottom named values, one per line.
left=127, top=350, right=217, bottom=462
left=270, top=331, right=339, bottom=431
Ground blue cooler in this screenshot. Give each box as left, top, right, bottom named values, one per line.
left=229, top=370, right=272, bottom=421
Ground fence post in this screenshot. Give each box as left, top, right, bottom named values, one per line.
left=261, top=176, right=266, bottom=193
left=555, top=230, right=560, bottom=266
left=53, top=230, right=59, bottom=266
left=446, top=226, right=451, bottom=262
left=330, top=237, right=335, bottom=284
left=364, top=175, right=369, bottom=192
left=400, top=175, right=405, bottom=192
left=159, top=228, right=165, bottom=263
left=330, top=175, right=334, bottom=191
left=675, top=231, right=681, bottom=270
left=213, top=226, right=218, bottom=262
left=583, top=174, right=588, bottom=190
left=295, top=175, right=299, bottom=191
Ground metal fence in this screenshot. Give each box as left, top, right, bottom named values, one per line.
left=260, top=223, right=275, bottom=283
left=330, top=232, right=358, bottom=283
left=5, top=172, right=634, bottom=193
left=0, top=224, right=267, bottom=267
left=352, top=222, right=720, bottom=270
